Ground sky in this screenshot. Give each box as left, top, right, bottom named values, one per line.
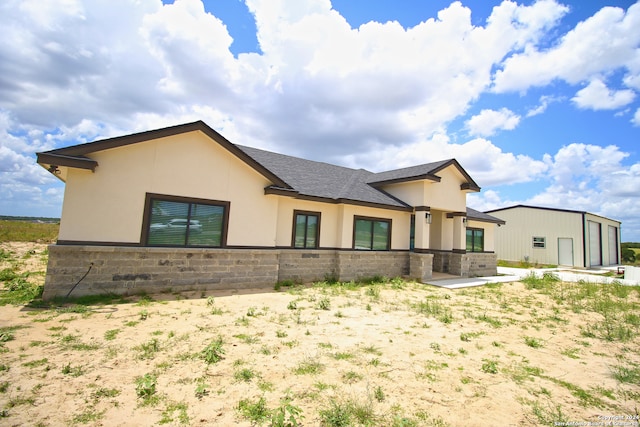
left=1, top=0, right=639, bottom=240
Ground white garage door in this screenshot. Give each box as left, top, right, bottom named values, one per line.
left=608, top=226, right=618, bottom=265
left=588, top=221, right=601, bottom=267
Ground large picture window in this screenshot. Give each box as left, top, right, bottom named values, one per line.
left=293, top=211, right=320, bottom=249
left=353, top=216, right=391, bottom=250
left=466, top=228, right=484, bottom=252
left=142, top=194, right=229, bottom=247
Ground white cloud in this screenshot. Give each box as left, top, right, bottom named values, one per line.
left=341, top=134, right=547, bottom=188
left=633, top=108, right=640, bottom=126
left=493, top=2, right=640, bottom=92
left=465, top=108, right=520, bottom=137
left=471, top=143, right=640, bottom=240
left=572, top=78, right=636, bottom=110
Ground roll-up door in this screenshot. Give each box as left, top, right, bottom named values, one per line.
left=608, top=226, right=618, bottom=265
left=588, top=221, right=601, bottom=267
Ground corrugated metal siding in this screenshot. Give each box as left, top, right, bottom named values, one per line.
left=491, top=207, right=584, bottom=266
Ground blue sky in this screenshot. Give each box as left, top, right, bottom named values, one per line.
left=1, top=0, right=639, bottom=240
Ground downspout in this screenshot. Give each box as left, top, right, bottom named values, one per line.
left=581, top=212, right=587, bottom=268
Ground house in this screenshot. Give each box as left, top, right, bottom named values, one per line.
left=485, top=205, right=621, bottom=268
left=36, top=121, right=505, bottom=298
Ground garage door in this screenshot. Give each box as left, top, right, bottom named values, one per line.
left=608, top=226, right=618, bottom=265
left=588, top=221, right=601, bottom=267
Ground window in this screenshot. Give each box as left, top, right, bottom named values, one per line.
left=142, top=194, right=229, bottom=247
left=533, top=237, right=546, bottom=248
left=353, top=216, right=391, bottom=250
left=466, top=228, right=484, bottom=252
left=293, top=211, right=320, bottom=248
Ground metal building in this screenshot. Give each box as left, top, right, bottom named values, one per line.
left=485, top=205, right=621, bottom=268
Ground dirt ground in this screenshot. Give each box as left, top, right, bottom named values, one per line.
left=1, top=242, right=639, bottom=426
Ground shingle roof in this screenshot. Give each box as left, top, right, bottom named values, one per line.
left=466, top=207, right=505, bottom=224
left=237, top=145, right=410, bottom=208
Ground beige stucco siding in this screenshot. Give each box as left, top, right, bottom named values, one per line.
left=273, top=198, right=341, bottom=248
left=423, top=168, right=467, bottom=212
left=467, top=220, right=497, bottom=252
left=381, top=166, right=467, bottom=213
left=58, top=131, right=279, bottom=246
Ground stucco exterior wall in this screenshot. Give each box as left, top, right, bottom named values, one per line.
left=58, top=132, right=279, bottom=246
left=467, top=219, right=497, bottom=252
left=422, top=168, right=467, bottom=212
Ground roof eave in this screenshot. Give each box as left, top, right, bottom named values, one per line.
left=36, top=152, right=98, bottom=172
left=461, top=183, right=481, bottom=192
left=368, top=174, right=441, bottom=187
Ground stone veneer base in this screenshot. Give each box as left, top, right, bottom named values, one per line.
left=42, top=245, right=497, bottom=299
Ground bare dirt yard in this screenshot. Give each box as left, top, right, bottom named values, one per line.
left=1, top=242, right=639, bottom=426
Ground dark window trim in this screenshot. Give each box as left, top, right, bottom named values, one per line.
left=352, top=215, right=392, bottom=251
left=466, top=227, right=484, bottom=252
left=292, top=210, right=321, bottom=249
left=140, top=193, right=230, bottom=247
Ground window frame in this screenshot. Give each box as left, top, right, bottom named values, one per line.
left=292, top=210, right=321, bottom=249
left=532, top=236, right=546, bottom=249
left=466, top=227, right=484, bottom=252
left=140, top=193, right=230, bottom=248
left=352, top=215, right=392, bottom=251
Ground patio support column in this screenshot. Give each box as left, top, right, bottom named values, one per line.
left=414, top=208, right=430, bottom=250
left=451, top=214, right=466, bottom=252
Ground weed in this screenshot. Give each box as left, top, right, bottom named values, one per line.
left=317, top=297, right=331, bottom=311
left=524, top=336, right=544, bottom=348
left=319, top=398, right=377, bottom=427
left=374, top=386, right=385, bottom=402
left=136, top=338, right=161, bottom=360
left=234, top=333, right=261, bottom=344
left=610, top=363, right=640, bottom=384
left=414, top=297, right=454, bottom=324
left=61, top=363, right=84, bottom=377
left=342, top=370, right=363, bottom=383
left=333, top=352, right=354, bottom=360
left=135, top=373, right=158, bottom=402
left=201, top=337, right=225, bottom=364
left=71, top=409, right=105, bottom=424
left=237, top=396, right=270, bottom=425
left=287, top=300, right=298, bottom=310
left=90, top=387, right=120, bottom=401
left=0, top=381, right=9, bottom=393
left=276, top=330, right=288, bottom=338
left=160, top=401, right=190, bottom=425
left=194, top=382, right=209, bottom=399
left=271, top=396, right=304, bottom=427
left=234, top=368, right=258, bottom=383
left=361, top=344, right=383, bottom=356
left=460, top=331, right=484, bottom=342
left=293, top=358, right=325, bottom=375
left=104, top=329, right=120, bottom=341
left=22, top=358, right=48, bottom=368
left=561, top=347, right=580, bottom=359
left=481, top=359, right=499, bottom=374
